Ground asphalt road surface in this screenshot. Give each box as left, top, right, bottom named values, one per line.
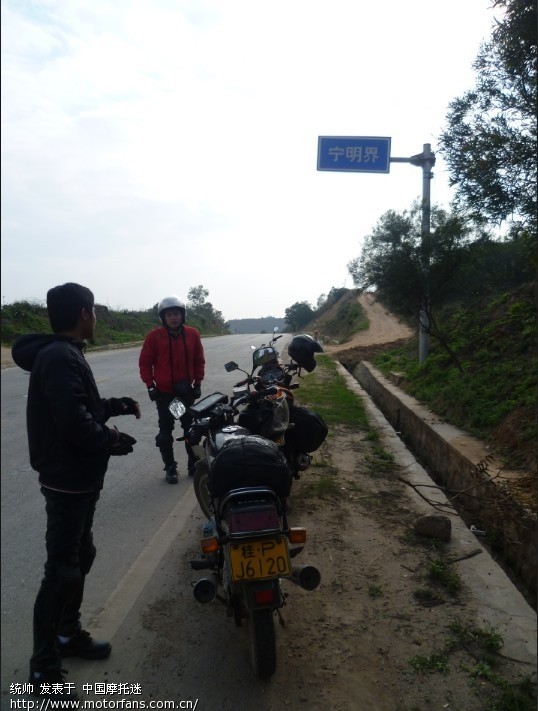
left=1, top=333, right=287, bottom=700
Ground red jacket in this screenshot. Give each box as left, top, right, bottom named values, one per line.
left=139, top=326, right=205, bottom=393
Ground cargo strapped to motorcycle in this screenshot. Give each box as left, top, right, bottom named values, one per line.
left=208, top=435, right=292, bottom=499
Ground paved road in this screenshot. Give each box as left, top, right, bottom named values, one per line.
left=1, top=333, right=288, bottom=698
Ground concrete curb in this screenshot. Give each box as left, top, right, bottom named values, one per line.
left=336, top=362, right=537, bottom=670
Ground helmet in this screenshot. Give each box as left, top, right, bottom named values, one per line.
left=158, top=295, right=186, bottom=324
left=287, top=334, right=324, bottom=372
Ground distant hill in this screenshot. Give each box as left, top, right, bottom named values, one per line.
left=226, top=317, right=288, bottom=334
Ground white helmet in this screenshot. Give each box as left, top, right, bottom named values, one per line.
left=158, top=295, right=186, bottom=324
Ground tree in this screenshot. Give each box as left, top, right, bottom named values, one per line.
left=186, top=285, right=228, bottom=334
left=438, top=0, right=537, bottom=234
left=316, top=294, right=327, bottom=311
left=347, top=204, right=482, bottom=370
left=187, top=285, right=209, bottom=309
left=284, top=301, right=315, bottom=332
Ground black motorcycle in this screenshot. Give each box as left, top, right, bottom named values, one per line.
left=225, top=329, right=328, bottom=480
left=167, top=332, right=325, bottom=678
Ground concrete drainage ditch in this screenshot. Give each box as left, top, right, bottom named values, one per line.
left=349, top=360, right=536, bottom=605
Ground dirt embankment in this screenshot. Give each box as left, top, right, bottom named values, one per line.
left=318, top=291, right=413, bottom=370
left=322, top=292, right=414, bottom=351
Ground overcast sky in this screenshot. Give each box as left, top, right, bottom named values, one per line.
left=1, top=0, right=497, bottom=321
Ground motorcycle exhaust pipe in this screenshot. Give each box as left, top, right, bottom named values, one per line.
left=193, top=574, right=218, bottom=604
left=288, top=565, right=321, bottom=591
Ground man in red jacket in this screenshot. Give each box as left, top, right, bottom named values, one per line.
left=139, top=295, right=205, bottom=483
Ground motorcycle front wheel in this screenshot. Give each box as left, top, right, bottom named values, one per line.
left=248, top=609, right=276, bottom=679
left=193, top=460, right=212, bottom=519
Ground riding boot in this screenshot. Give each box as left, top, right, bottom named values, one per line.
left=163, top=462, right=178, bottom=484
left=159, top=446, right=178, bottom=481
left=155, top=431, right=178, bottom=483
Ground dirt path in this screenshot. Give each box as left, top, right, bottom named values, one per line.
left=322, top=292, right=414, bottom=352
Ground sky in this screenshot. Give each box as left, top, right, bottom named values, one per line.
left=1, top=0, right=498, bottom=321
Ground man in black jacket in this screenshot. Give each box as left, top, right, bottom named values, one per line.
left=12, top=283, right=140, bottom=699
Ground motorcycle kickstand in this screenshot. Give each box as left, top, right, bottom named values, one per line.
left=276, top=608, right=286, bottom=629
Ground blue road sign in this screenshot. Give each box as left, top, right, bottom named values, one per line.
left=317, top=136, right=391, bottom=173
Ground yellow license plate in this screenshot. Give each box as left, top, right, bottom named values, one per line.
left=228, top=537, right=291, bottom=582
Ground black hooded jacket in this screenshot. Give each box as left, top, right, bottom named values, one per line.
left=12, top=334, right=117, bottom=492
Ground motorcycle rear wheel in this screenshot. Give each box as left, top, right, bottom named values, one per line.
left=248, top=609, right=276, bottom=679
left=193, top=460, right=212, bottom=519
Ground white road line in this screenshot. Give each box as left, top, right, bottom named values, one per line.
left=88, top=483, right=198, bottom=639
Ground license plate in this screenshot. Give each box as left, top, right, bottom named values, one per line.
left=228, top=537, right=291, bottom=582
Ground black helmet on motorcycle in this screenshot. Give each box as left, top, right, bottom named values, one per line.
left=287, top=334, right=324, bottom=372
left=158, top=295, right=186, bottom=325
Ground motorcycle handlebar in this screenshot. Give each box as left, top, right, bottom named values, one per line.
left=231, top=394, right=250, bottom=408
left=233, top=386, right=278, bottom=408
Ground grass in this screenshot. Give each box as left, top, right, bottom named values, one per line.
left=0, top=298, right=228, bottom=346
left=427, top=559, right=462, bottom=596
left=371, top=286, right=537, bottom=470
left=299, top=471, right=342, bottom=500
left=318, top=291, right=369, bottom=342
left=293, top=354, right=372, bottom=430
left=293, top=356, right=402, bottom=493
left=408, top=622, right=536, bottom=710
left=409, top=652, right=450, bottom=675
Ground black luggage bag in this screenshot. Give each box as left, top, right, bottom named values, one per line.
left=286, top=405, right=328, bottom=453
left=208, top=435, right=292, bottom=499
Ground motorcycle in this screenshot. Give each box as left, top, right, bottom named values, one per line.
left=225, top=328, right=328, bottom=482
left=167, top=332, right=324, bottom=678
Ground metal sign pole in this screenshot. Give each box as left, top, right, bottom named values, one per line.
left=391, top=143, right=436, bottom=363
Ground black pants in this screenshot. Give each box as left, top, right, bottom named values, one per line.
left=155, top=395, right=196, bottom=470
left=31, top=487, right=100, bottom=674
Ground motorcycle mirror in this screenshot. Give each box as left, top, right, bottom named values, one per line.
left=253, top=346, right=278, bottom=367
left=224, top=361, right=239, bottom=372
left=168, top=398, right=187, bottom=420
left=273, top=326, right=279, bottom=335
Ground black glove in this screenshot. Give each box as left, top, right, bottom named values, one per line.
left=192, top=385, right=201, bottom=400
left=148, top=387, right=161, bottom=402
left=108, top=397, right=141, bottom=418
left=110, top=432, right=137, bottom=456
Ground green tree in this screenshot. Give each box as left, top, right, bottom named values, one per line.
left=285, top=301, right=315, bottom=332
left=185, top=285, right=228, bottom=334
left=347, top=204, right=481, bottom=369
left=188, top=285, right=209, bottom=309
left=316, top=293, right=327, bottom=311
left=438, top=0, right=537, bottom=233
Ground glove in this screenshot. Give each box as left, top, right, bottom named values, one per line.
left=148, top=387, right=161, bottom=402
left=110, top=431, right=137, bottom=456
left=108, top=397, right=141, bottom=419
left=192, top=385, right=201, bottom=400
